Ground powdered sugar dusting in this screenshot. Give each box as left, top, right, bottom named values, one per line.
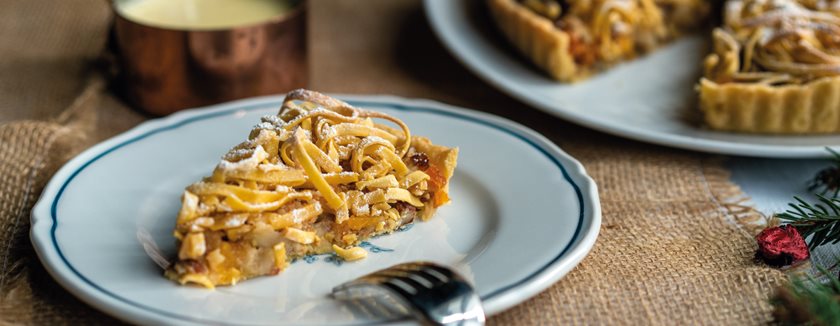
left=274, top=185, right=292, bottom=192
left=358, top=135, right=392, bottom=148
left=218, top=145, right=268, bottom=173
left=258, top=163, right=294, bottom=172
left=290, top=201, right=322, bottom=224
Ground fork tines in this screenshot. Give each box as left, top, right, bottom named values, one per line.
left=332, top=262, right=486, bottom=325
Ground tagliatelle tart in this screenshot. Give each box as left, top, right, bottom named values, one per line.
left=487, top=0, right=711, bottom=81
left=700, top=0, right=840, bottom=133
left=165, top=89, right=458, bottom=288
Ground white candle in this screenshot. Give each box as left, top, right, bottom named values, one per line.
left=116, top=0, right=295, bottom=30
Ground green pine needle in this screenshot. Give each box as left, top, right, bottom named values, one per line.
left=809, top=147, right=840, bottom=197
left=773, top=266, right=840, bottom=325
left=777, top=195, right=840, bottom=250
left=770, top=150, right=840, bottom=325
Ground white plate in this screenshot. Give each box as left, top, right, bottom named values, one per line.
left=31, top=95, right=600, bottom=325
left=424, top=0, right=840, bottom=158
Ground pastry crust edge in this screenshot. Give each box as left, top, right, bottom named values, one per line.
left=487, top=0, right=579, bottom=81
left=411, top=135, right=458, bottom=217
left=699, top=76, right=840, bottom=134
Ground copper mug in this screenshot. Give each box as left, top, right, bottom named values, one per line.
left=110, top=0, right=307, bottom=116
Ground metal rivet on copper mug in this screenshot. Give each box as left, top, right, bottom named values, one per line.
left=111, top=0, right=307, bottom=116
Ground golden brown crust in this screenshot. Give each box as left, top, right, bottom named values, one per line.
left=699, top=76, right=840, bottom=133
left=487, top=0, right=578, bottom=81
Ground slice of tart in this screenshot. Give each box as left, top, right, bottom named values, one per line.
left=699, top=0, right=840, bottom=133
left=165, top=89, right=458, bottom=288
left=488, top=0, right=711, bottom=81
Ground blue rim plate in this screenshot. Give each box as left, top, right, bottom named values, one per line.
left=31, top=95, right=600, bottom=325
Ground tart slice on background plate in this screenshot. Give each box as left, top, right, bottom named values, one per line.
left=700, top=0, right=840, bottom=134
left=487, top=0, right=712, bottom=81
left=167, top=89, right=458, bottom=287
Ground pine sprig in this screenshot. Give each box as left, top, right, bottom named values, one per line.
left=809, top=147, right=840, bottom=197
left=772, top=266, right=840, bottom=325
left=777, top=195, right=840, bottom=250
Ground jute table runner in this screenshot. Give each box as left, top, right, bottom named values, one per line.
left=0, top=0, right=786, bottom=324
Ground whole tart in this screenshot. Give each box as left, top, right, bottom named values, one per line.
left=166, top=89, right=458, bottom=288
left=487, top=0, right=711, bottom=81
left=700, top=0, right=840, bottom=133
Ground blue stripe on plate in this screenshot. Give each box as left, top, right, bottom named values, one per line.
left=48, top=99, right=585, bottom=325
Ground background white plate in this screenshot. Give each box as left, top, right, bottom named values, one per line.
left=424, top=0, right=840, bottom=158
left=31, top=95, right=600, bottom=325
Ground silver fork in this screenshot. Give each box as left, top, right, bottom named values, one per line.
left=331, top=262, right=486, bottom=325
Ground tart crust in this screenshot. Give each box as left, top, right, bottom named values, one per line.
left=699, top=77, right=840, bottom=134
left=487, top=0, right=578, bottom=81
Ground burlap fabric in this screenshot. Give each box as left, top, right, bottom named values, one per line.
left=0, top=0, right=786, bottom=324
